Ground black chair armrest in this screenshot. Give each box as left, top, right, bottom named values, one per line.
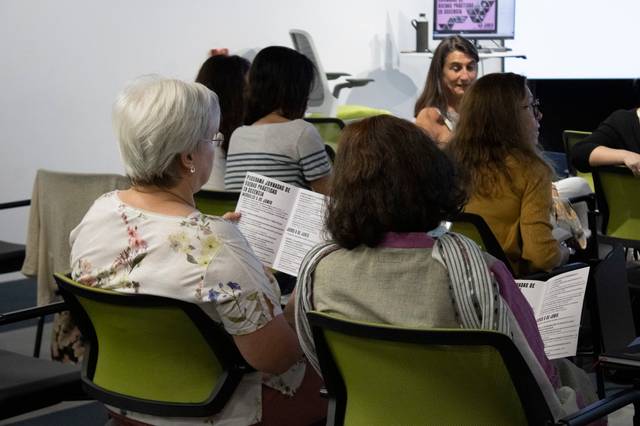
left=523, top=262, right=588, bottom=281
left=557, top=386, right=640, bottom=425
left=567, top=193, right=595, bottom=206
left=0, top=301, right=67, bottom=326
left=326, top=72, right=350, bottom=80
left=333, top=78, right=375, bottom=98
left=344, top=78, right=374, bottom=86
left=0, top=200, right=30, bottom=210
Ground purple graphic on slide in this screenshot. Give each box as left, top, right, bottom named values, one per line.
left=435, top=0, right=497, bottom=33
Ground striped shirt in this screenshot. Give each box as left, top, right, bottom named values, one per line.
left=225, top=119, right=332, bottom=191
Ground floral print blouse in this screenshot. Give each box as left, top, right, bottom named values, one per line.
left=69, top=191, right=305, bottom=425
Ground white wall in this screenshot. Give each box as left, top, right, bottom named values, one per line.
left=506, top=0, right=640, bottom=79
left=0, top=0, right=431, bottom=244
left=5, top=0, right=632, bottom=247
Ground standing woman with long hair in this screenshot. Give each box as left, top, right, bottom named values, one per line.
left=196, top=54, right=251, bottom=190
left=224, top=46, right=332, bottom=194
left=448, top=72, right=569, bottom=276
left=414, top=35, right=479, bottom=148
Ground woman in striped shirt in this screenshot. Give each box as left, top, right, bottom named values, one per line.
left=224, top=46, right=332, bottom=194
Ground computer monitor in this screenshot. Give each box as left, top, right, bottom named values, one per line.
left=433, top=0, right=515, bottom=40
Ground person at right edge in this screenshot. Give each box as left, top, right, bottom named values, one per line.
left=570, top=106, right=640, bottom=175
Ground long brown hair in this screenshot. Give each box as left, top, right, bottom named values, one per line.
left=447, top=72, right=552, bottom=198
left=414, top=36, right=479, bottom=117
left=326, top=115, right=466, bottom=249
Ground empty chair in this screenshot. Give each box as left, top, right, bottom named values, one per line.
left=0, top=199, right=30, bottom=274
left=0, top=299, right=85, bottom=420
left=290, top=29, right=388, bottom=120
left=563, top=130, right=595, bottom=191
left=22, top=169, right=130, bottom=306
left=592, top=245, right=640, bottom=394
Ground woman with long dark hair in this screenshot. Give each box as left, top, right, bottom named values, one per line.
left=196, top=54, right=251, bottom=190
left=414, top=36, right=478, bottom=148
left=448, top=72, right=569, bottom=276
left=224, top=46, right=332, bottom=194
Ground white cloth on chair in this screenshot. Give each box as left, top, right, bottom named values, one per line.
left=21, top=169, right=129, bottom=305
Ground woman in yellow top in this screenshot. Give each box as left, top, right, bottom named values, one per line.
left=448, top=72, right=569, bottom=276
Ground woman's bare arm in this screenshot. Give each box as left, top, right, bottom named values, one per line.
left=233, top=314, right=303, bottom=375
left=415, top=107, right=453, bottom=149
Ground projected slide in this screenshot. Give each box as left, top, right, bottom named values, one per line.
left=434, top=0, right=497, bottom=33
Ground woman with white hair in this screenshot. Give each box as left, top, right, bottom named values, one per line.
left=69, top=76, right=326, bottom=425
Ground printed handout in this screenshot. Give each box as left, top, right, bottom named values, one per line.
left=516, top=266, right=589, bottom=360
left=235, top=173, right=328, bottom=276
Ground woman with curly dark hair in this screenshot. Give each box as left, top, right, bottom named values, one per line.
left=294, top=114, right=592, bottom=420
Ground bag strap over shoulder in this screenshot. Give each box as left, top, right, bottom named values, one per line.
left=295, top=242, right=340, bottom=373
left=436, top=232, right=511, bottom=336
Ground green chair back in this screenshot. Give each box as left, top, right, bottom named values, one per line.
left=593, top=166, right=640, bottom=248
left=307, top=312, right=552, bottom=426
left=335, top=105, right=390, bottom=122
left=305, top=117, right=345, bottom=153
left=563, top=130, right=595, bottom=191
left=194, top=190, right=240, bottom=217
left=450, top=213, right=515, bottom=275
left=54, top=273, right=251, bottom=417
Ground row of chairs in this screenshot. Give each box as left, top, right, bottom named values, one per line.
left=1, top=154, right=639, bottom=422
left=2, top=271, right=638, bottom=424
left=0, top=186, right=635, bottom=424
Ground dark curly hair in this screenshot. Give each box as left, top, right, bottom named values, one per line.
left=326, top=115, right=467, bottom=249
left=244, top=46, right=315, bottom=124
